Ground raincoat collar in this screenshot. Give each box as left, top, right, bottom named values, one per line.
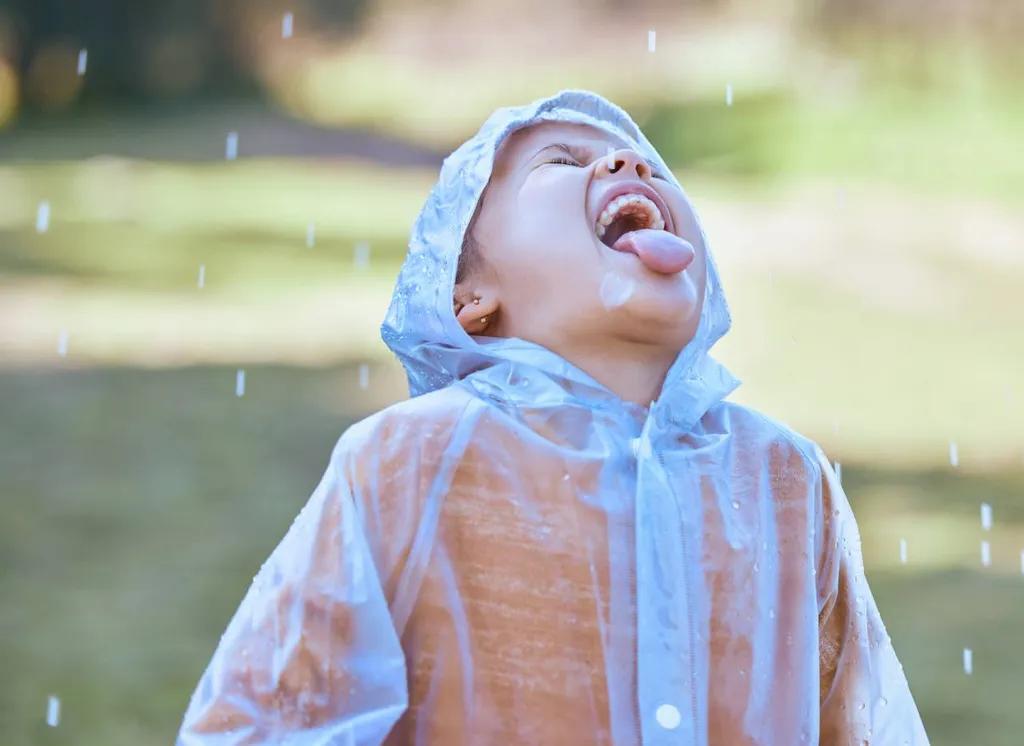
left=381, top=88, right=741, bottom=434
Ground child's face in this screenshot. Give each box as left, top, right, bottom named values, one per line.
left=455, top=121, right=707, bottom=357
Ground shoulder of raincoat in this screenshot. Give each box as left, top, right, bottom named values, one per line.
left=176, top=88, right=929, bottom=745
left=809, top=437, right=931, bottom=745
left=174, top=386, right=475, bottom=745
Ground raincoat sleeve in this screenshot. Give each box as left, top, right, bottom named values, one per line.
left=175, top=432, right=408, bottom=745
left=813, top=443, right=930, bottom=745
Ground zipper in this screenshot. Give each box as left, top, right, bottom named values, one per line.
left=627, top=432, right=644, bottom=746
left=653, top=443, right=700, bottom=744
left=635, top=403, right=699, bottom=745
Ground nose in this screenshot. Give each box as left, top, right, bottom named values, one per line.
left=598, top=147, right=653, bottom=180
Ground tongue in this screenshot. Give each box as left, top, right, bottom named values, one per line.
left=611, top=229, right=695, bottom=274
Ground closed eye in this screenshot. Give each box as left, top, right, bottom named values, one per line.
left=547, top=155, right=669, bottom=181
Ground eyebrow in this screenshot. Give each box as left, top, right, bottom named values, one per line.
left=523, top=141, right=662, bottom=173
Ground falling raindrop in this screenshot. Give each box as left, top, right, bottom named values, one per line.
left=725, top=83, right=733, bottom=106
left=899, top=538, right=907, bottom=565
left=236, top=369, right=246, bottom=397
left=980, top=540, right=991, bottom=567
left=358, top=363, right=369, bottom=390
left=980, top=502, right=992, bottom=531
left=282, top=12, right=294, bottom=38
left=599, top=271, right=636, bottom=309
left=77, top=48, right=88, bottom=76
left=56, top=329, right=69, bottom=357
left=963, top=647, right=973, bottom=675
left=197, top=264, right=205, bottom=289
left=768, top=608, right=775, bottom=619
left=949, top=441, right=958, bottom=467
left=306, top=222, right=316, bottom=248
left=655, top=704, right=680, bottom=729
left=354, top=241, right=371, bottom=269
left=1020, top=549, right=1024, bottom=575
left=46, top=695, right=60, bottom=727
left=36, top=200, right=50, bottom=233
left=731, top=500, right=740, bottom=510
left=834, top=460, right=842, bottom=484
left=225, top=132, right=239, bottom=160
left=648, top=30, right=656, bottom=53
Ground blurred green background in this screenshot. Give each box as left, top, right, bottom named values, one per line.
left=1, top=0, right=1022, bottom=743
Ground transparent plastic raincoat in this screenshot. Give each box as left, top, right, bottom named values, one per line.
left=177, top=89, right=930, bottom=745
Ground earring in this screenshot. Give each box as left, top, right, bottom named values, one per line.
left=473, top=297, right=480, bottom=305
left=480, top=316, right=489, bottom=325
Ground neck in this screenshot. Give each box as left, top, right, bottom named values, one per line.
left=552, top=338, right=679, bottom=410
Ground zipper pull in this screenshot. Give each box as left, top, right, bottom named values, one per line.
left=632, top=404, right=657, bottom=461
left=630, top=436, right=643, bottom=460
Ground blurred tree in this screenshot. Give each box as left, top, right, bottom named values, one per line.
left=0, top=0, right=371, bottom=113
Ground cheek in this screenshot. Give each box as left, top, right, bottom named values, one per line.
left=664, top=193, right=703, bottom=244
left=516, top=172, right=594, bottom=246
left=481, top=172, right=607, bottom=297
left=665, top=194, right=710, bottom=291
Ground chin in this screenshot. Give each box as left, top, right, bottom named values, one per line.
left=609, top=289, right=701, bottom=341
left=633, top=271, right=702, bottom=316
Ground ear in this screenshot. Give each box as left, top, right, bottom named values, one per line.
left=453, top=282, right=501, bottom=335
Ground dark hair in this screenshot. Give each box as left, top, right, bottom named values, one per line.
left=455, top=192, right=487, bottom=285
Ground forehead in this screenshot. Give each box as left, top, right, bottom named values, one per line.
left=491, top=121, right=631, bottom=176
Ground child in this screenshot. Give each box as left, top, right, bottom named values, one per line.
left=176, top=89, right=930, bottom=745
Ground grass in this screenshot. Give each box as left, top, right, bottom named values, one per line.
left=0, top=158, right=433, bottom=278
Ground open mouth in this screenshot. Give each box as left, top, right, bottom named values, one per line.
left=595, top=194, right=667, bottom=249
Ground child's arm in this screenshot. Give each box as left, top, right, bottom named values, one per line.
left=176, top=434, right=407, bottom=745
left=813, top=443, right=930, bottom=745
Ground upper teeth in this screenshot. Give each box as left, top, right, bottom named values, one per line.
left=595, top=193, right=666, bottom=237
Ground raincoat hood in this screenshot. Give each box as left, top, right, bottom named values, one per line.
left=381, top=88, right=741, bottom=432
